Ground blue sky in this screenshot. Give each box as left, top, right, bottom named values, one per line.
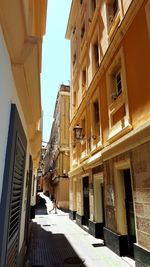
left=41, top=1, right=72, bottom=144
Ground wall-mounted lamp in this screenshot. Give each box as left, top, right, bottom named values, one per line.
left=73, top=124, right=99, bottom=147
left=73, top=124, right=83, bottom=140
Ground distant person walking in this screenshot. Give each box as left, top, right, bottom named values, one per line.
left=49, top=197, right=58, bottom=214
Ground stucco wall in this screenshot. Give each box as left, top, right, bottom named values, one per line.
left=0, top=26, right=26, bottom=198
left=0, top=26, right=31, bottom=252
left=56, top=178, right=69, bottom=209
left=123, top=1, right=150, bottom=128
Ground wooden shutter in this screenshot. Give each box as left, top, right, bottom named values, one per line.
left=7, top=136, right=26, bottom=266
left=0, top=104, right=27, bottom=267
left=24, top=155, right=33, bottom=247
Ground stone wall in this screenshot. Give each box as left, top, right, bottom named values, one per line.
left=131, top=141, right=150, bottom=250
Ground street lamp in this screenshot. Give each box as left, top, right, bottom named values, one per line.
left=73, top=124, right=83, bottom=140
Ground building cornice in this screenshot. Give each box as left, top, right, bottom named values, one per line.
left=69, top=150, right=103, bottom=177
left=101, top=121, right=150, bottom=161
left=0, top=0, right=47, bottom=168
left=65, top=0, right=78, bottom=39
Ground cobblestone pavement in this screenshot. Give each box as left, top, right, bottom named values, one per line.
left=27, top=193, right=135, bottom=267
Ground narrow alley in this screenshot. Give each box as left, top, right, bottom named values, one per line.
left=0, top=1, right=150, bottom=267
left=26, top=193, right=135, bottom=267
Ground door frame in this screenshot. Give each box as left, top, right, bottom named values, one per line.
left=82, top=176, right=90, bottom=226
left=114, top=159, right=137, bottom=237
left=73, top=178, right=77, bottom=211
left=93, top=173, right=104, bottom=223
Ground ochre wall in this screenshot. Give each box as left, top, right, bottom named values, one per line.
left=123, top=2, right=150, bottom=128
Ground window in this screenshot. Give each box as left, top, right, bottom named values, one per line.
left=112, top=0, right=118, bottom=17
left=73, top=53, right=76, bottom=65
left=81, top=118, right=86, bottom=138
left=81, top=24, right=85, bottom=39
left=111, top=67, right=122, bottom=101
left=115, top=71, right=122, bottom=95
left=94, top=42, right=99, bottom=69
left=107, top=56, right=123, bottom=103
left=106, top=48, right=131, bottom=140
left=80, top=117, right=87, bottom=158
left=92, top=0, right=96, bottom=11
left=90, top=96, right=101, bottom=151
left=72, top=26, right=76, bottom=35
left=73, top=90, right=77, bottom=108
left=107, top=0, right=118, bottom=22
left=106, top=0, right=120, bottom=36
left=93, top=100, right=100, bottom=137
left=82, top=69, right=86, bottom=93
left=92, top=38, right=99, bottom=75
left=90, top=0, right=96, bottom=18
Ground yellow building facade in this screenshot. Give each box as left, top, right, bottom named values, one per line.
left=0, top=1, right=47, bottom=266
left=43, top=84, right=70, bottom=210
left=66, top=0, right=150, bottom=265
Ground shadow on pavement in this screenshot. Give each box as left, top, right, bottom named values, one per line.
left=27, top=221, right=86, bottom=267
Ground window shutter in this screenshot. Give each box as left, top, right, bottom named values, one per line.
left=24, top=156, right=33, bottom=247
left=7, top=136, right=26, bottom=266
left=0, top=104, right=27, bottom=267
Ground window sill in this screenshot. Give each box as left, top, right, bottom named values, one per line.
left=90, top=142, right=103, bottom=155
left=80, top=148, right=87, bottom=158
left=91, top=140, right=103, bottom=154
left=80, top=153, right=89, bottom=163
left=72, top=159, right=78, bottom=168
left=108, top=120, right=132, bottom=144
left=109, top=91, right=125, bottom=114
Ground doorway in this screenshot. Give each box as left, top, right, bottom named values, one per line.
left=73, top=179, right=77, bottom=212
left=83, top=177, right=90, bottom=226
left=101, top=184, right=105, bottom=225
left=123, top=169, right=136, bottom=257
left=93, top=174, right=104, bottom=224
